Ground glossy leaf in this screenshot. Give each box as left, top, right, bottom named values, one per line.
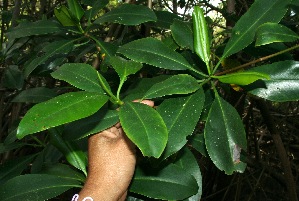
left=171, top=19, right=193, bottom=51
left=189, top=133, right=208, bottom=157
left=2, top=65, right=24, bottom=90
left=54, top=6, right=76, bottom=26
left=119, top=102, right=168, bottom=158
left=94, top=4, right=156, bottom=25
left=174, top=148, right=202, bottom=201
left=157, top=89, right=205, bottom=159
left=248, top=60, right=299, bottom=102
left=130, top=164, right=198, bottom=200
left=213, top=71, right=270, bottom=85
left=192, top=6, right=210, bottom=70
left=143, top=74, right=200, bottom=99
left=0, top=155, right=36, bottom=184
left=24, top=40, right=74, bottom=77
left=12, top=87, right=57, bottom=103
left=5, top=20, right=62, bottom=40
left=118, top=38, right=194, bottom=71
left=0, top=174, right=80, bottom=201
left=63, top=109, right=119, bottom=140
left=51, top=63, right=104, bottom=93
left=204, top=94, right=247, bottom=174
left=109, top=56, right=143, bottom=79
left=49, top=128, right=87, bottom=175
left=67, top=0, right=84, bottom=21
left=255, top=22, right=299, bottom=46
left=222, top=0, right=292, bottom=58
left=17, top=92, right=109, bottom=138
left=85, top=0, right=109, bottom=22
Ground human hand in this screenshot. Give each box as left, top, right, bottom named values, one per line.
left=77, top=100, right=154, bottom=201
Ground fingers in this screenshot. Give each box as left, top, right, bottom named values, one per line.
left=133, top=99, right=154, bottom=107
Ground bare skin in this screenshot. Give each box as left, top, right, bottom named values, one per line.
left=78, top=100, right=154, bottom=201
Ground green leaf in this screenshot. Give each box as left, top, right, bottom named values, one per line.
left=0, top=174, right=80, bottom=201
left=12, top=87, right=57, bottom=103
left=189, top=133, right=208, bottom=157
left=67, top=0, right=84, bottom=21
left=149, top=11, right=182, bottom=29
left=5, top=20, right=62, bottom=40
left=17, top=91, right=109, bottom=138
left=118, top=38, right=194, bottom=71
left=94, top=4, right=156, bottom=25
left=0, top=143, right=26, bottom=154
left=54, top=6, right=77, bottom=26
left=255, top=22, right=299, bottom=46
left=204, top=94, right=247, bottom=174
left=49, top=128, right=87, bottom=175
left=222, top=0, right=292, bottom=58
left=2, top=65, right=24, bottom=90
left=143, top=74, right=200, bottom=99
left=157, top=89, right=205, bottom=159
left=119, top=102, right=168, bottom=158
left=174, top=148, right=202, bottom=201
left=109, top=56, right=143, bottom=79
left=51, top=63, right=104, bottom=93
left=171, top=19, right=193, bottom=51
left=24, top=40, right=74, bottom=77
left=213, top=71, right=270, bottom=85
left=63, top=108, right=119, bottom=140
left=85, top=0, right=109, bottom=22
left=40, top=163, right=85, bottom=183
left=0, top=155, right=36, bottom=185
left=248, top=60, right=299, bottom=102
left=130, top=164, right=198, bottom=200
left=192, top=6, right=210, bottom=70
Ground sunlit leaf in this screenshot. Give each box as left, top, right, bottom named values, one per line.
left=143, top=74, right=200, bottom=99
left=119, top=102, right=168, bottom=158
left=204, top=94, right=247, bottom=174
left=17, top=92, right=108, bottom=138
left=54, top=6, right=76, bottom=26
left=213, top=71, right=270, bottom=85
left=67, top=0, right=84, bottom=21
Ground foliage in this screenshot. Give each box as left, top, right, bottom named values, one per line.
left=0, top=0, right=299, bottom=200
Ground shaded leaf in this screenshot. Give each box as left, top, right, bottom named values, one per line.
left=189, top=133, right=208, bottom=157
left=119, top=102, right=168, bottom=158
left=0, top=155, right=37, bottom=185
left=2, top=65, right=24, bottom=90
left=157, top=89, right=205, bottom=159
left=213, top=71, right=270, bottom=85
left=149, top=11, right=181, bottom=29
left=17, top=92, right=109, bottom=138
left=130, top=164, right=198, bottom=200
left=171, top=19, right=193, bottom=51
left=67, top=0, right=84, bottom=21
left=255, top=22, right=299, bottom=46
left=94, top=4, right=156, bottom=25
left=54, top=6, right=77, bottom=26
left=0, top=174, right=80, bottom=201
left=192, top=6, right=210, bottom=69
left=204, top=94, right=247, bottom=174
left=143, top=74, right=200, bottom=99
left=12, top=87, right=57, bottom=103
left=174, top=148, right=202, bottom=201
left=49, top=128, right=87, bottom=175
left=222, top=0, right=292, bottom=58
left=51, top=63, right=104, bottom=93
left=63, top=108, right=119, bottom=140
left=85, top=0, right=109, bottom=22
left=5, top=20, right=62, bottom=40
left=118, top=38, right=194, bottom=71
left=248, top=60, right=299, bottom=102
left=24, top=40, right=74, bottom=77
